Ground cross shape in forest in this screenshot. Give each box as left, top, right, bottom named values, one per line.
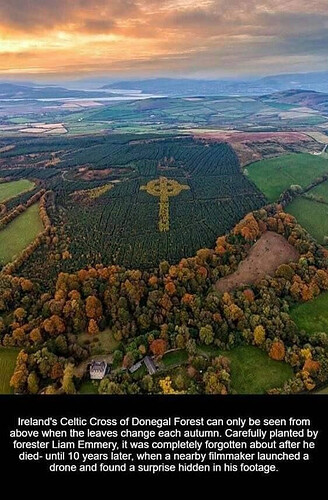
left=140, top=176, right=190, bottom=232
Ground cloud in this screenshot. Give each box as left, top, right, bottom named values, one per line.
left=0, top=0, right=327, bottom=76
left=0, top=0, right=138, bottom=32
left=80, top=19, right=116, bottom=34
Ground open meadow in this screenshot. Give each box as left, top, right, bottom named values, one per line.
left=290, top=292, right=328, bottom=335
left=198, top=345, right=293, bottom=394
left=286, top=197, right=328, bottom=245
left=0, top=179, right=35, bottom=203
left=248, top=154, right=328, bottom=201
left=0, top=348, right=18, bottom=394
left=0, top=203, right=43, bottom=264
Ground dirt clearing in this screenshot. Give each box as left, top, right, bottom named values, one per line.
left=216, top=232, right=300, bottom=293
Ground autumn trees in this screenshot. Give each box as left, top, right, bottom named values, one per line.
left=3, top=202, right=328, bottom=394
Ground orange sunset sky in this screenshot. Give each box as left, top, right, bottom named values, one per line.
left=0, top=0, right=327, bottom=80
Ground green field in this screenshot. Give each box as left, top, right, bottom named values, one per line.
left=317, top=386, right=328, bottom=394
left=79, top=380, right=98, bottom=394
left=286, top=196, right=328, bottom=244
left=307, top=179, right=328, bottom=203
left=77, top=329, right=119, bottom=355
left=0, top=203, right=43, bottom=265
left=0, top=347, right=19, bottom=394
left=199, top=345, right=293, bottom=394
left=161, top=350, right=189, bottom=367
left=290, top=292, right=328, bottom=335
left=248, top=154, right=328, bottom=202
left=0, top=179, right=35, bottom=203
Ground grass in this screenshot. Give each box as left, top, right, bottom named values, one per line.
left=286, top=197, right=328, bottom=244
left=261, top=100, right=297, bottom=111
left=8, top=117, right=31, bottom=124
left=290, top=292, right=328, bottom=335
left=199, top=345, right=293, bottom=394
left=247, top=154, right=328, bottom=202
left=79, top=380, right=98, bottom=394
left=77, top=328, right=119, bottom=355
left=0, top=203, right=43, bottom=265
left=317, top=386, right=328, bottom=394
left=0, top=179, right=35, bottom=203
left=161, top=350, right=188, bottom=367
left=0, top=347, right=19, bottom=394
left=307, top=179, right=328, bottom=203
left=131, top=364, right=148, bottom=380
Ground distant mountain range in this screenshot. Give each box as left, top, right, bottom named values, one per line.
left=1, top=72, right=328, bottom=100
left=0, top=83, right=114, bottom=99
left=102, top=72, right=328, bottom=96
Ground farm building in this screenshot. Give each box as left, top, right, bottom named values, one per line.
left=89, top=360, right=108, bottom=380
left=144, top=356, right=157, bottom=375
left=129, top=360, right=143, bottom=373
left=129, top=356, right=157, bottom=375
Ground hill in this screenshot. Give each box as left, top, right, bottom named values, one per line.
left=0, top=82, right=113, bottom=99
left=263, top=89, right=328, bottom=114
left=102, top=72, right=328, bottom=96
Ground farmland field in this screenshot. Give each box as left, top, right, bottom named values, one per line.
left=286, top=197, right=328, bottom=244
left=0, top=179, right=35, bottom=203
left=307, top=178, right=328, bottom=203
left=0, top=348, right=19, bottom=394
left=198, top=345, right=293, bottom=394
left=247, top=154, right=328, bottom=201
left=0, top=203, right=43, bottom=264
left=290, top=292, right=328, bottom=335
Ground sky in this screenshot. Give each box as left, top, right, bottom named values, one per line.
left=0, top=0, right=327, bottom=80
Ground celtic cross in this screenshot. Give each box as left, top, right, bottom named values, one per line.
left=140, top=176, right=189, bottom=232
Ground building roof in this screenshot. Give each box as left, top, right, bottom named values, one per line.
left=129, top=360, right=143, bottom=373
left=144, top=356, right=157, bottom=375
left=90, top=360, right=108, bottom=379
left=90, top=360, right=107, bottom=371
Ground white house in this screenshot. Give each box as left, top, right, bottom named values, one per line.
left=89, top=360, right=108, bottom=380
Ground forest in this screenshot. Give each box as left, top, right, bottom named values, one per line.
left=1, top=133, right=328, bottom=395
left=0, top=135, right=265, bottom=281
left=1, top=202, right=328, bottom=395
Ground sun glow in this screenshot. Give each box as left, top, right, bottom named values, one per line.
left=0, top=0, right=325, bottom=77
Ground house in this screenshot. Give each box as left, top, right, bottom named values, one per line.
left=129, top=360, right=143, bottom=374
left=144, top=356, right=157, bottom=375
left=90, top=360, right=108, bottom=380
